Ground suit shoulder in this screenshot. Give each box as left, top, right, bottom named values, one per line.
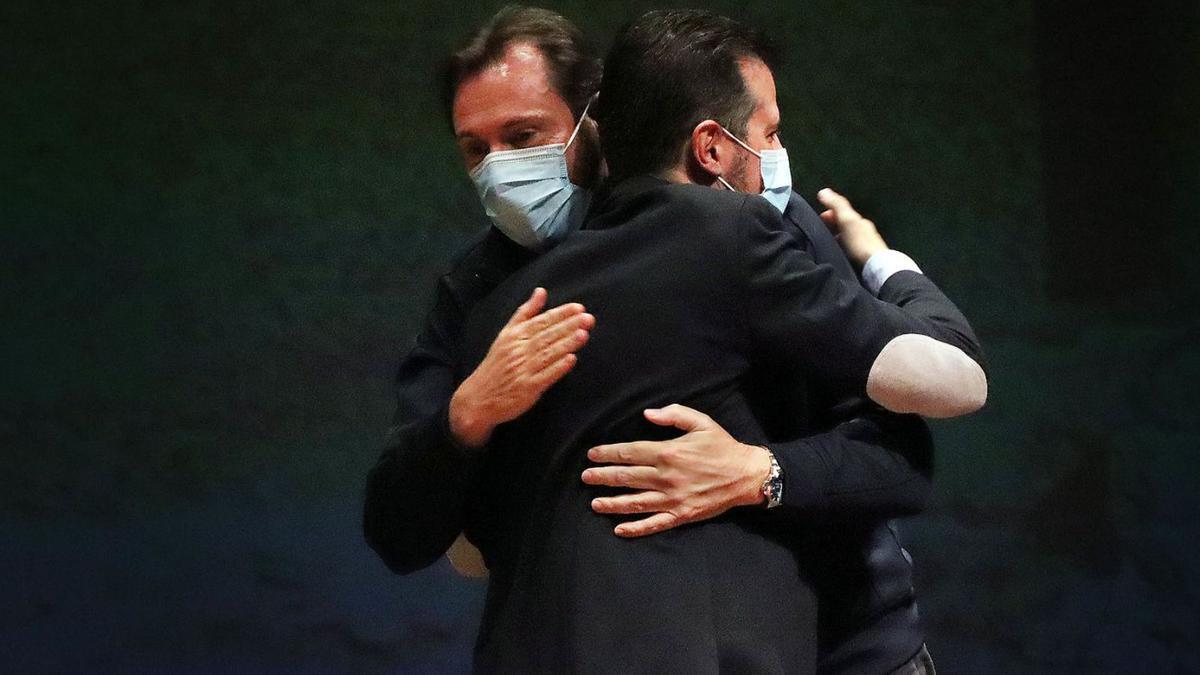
left=783, top=191, right=819, bottom=228
left=651, top=183, right=779, bottom=244
left=658, top=182, right=749, bottom=215
left=426, top=226, right=533, bottom=321
left=442, top=227, right=497, bottom=276
left=443, top=227, right=532, bottom=285
left=781, top=192, right=820, bottom=245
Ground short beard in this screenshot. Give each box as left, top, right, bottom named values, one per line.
left=728, top=149, right=756, bottom=193
left=569, top=124, right=602, bottom=190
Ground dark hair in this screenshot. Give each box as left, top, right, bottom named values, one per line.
left=442, top=5, right=602, bottom=127
left=592, top=10, right=778, bottom=181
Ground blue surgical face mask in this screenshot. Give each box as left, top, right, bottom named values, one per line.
left=468, top=101, right=593, bottom=250
left=715, top=126, right=792, bottom=214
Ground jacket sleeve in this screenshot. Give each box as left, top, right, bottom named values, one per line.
left=735, top=195, right=985, bottom=416
left=362, top=275, right=486, bottom=575
left=761, top=195, right=936, bottom=519
left=766, top=410, right=933, bottom=518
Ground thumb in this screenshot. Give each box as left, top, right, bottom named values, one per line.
left=506, top=287, right=548, bottom=326
left=644, top=404, right=712, bottom=433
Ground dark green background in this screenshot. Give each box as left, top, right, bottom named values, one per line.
left=3, top=1, right=1198, bottom=672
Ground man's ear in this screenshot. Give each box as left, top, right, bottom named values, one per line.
left=689, top=120, right=727, bottom=182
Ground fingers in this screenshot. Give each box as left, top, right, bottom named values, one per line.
left=820, top=207, right=848, bottom=239
left=643, top=404, right=712, bottom=433
left=581, top=465, right=662, bottom=490
left=506, top=286, right=589, bottom=337
left=528, top=312, right=594, bottom=365
left=523, top=301, right=587, bottom=336
left=591, top=490, right=669, bottom=515
left=817, top=187, right=862, bottom=223
left=530, top=352, right=578, bottom=390
left=587, top=441, right=663, bottom=466
left=614, top=512, right=680, bottom=538
left=533, top=329, right=590, bottom=374
left=506, top=287, right=548, bottom=326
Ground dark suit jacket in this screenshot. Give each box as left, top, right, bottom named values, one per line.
left=452, top=176, right=978, bottom=673
left=363, top=195, right=950, bottom=673
left=769, top=192, right=941, bottom=674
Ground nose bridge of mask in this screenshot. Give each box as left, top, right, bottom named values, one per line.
left=470, top=145, right=569, bottom=187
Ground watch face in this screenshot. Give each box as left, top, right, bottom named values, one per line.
left=762, top=452, right=784, bottom=508
left=767, top=477, right=784, bottom=508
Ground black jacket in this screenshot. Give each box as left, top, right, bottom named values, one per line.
left=770, top=192, right=937, bottom=675
left=366, top=176, right=979, bottom=673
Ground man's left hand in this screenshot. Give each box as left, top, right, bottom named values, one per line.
left=817, top=187, right=888, bottom=268
left=581, top=404, right=773, bottom=538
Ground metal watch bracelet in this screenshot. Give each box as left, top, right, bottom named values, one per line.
left=760, top=448, right=784, bottom=509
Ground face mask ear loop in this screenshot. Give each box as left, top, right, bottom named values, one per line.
left=719, top=126, right=763, bottom=158
left=716, top=125, right=757, bottom=192
left=564, top=96, right=595, bottom=151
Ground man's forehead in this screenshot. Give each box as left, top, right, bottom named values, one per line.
left=739, top=56, right=773, bottom=82
left=492, top=42, right=545, bottom=76
left=461, top=43, right=554, bottom=100
left=453, top=42, right=572, bottom=136
left=739, top=57, right=779, bottom=124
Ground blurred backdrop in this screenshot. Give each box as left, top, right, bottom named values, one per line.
left=3, top=0, right=1198, bottom=672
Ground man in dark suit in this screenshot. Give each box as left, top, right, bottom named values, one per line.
left=576, top=12, right=972, bottom=673
left=364, top=7, right=980, bottom=673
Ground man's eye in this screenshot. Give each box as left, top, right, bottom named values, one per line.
left=462, top=144, right=487, bottom=168
left=512, top=130, right=538, bottom=146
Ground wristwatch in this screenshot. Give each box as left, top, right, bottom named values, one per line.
left=760, top=448, right=784, bottom=509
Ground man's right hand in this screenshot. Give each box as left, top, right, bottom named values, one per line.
left=449, top=287, right=595, bottom=448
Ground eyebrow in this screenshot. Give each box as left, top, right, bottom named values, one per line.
left=501, top=112, right=554, bottom=130
left=456, top=113, right=555, bottom=142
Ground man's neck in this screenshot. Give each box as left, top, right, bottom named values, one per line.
left=656, top=166, right=689, bottom=184
left=658, top=164, right=722, bottom=190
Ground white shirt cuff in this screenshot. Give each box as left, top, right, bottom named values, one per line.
left=862, top=250, right=922, bottom=295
